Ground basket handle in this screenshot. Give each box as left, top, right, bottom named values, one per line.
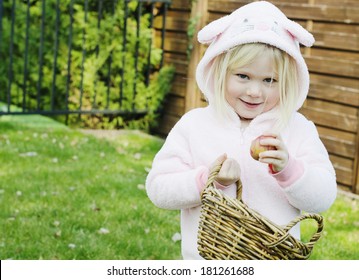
left=203, top=161, right=243, bottom=199
left=284, top=213, right=324, bottom=247
left=204, top=162, right=222, bottom=189
left=264, top=213, right=324, bottom=248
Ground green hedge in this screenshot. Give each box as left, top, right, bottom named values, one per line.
left=0, top=0, right=174, bottom=130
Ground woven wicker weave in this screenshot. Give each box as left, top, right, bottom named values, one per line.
left=197, top=163, right=324, bottom=260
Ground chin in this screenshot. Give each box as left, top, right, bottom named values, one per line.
left=237, top=112, right=259, bottom=120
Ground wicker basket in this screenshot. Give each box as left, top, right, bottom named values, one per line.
left=197, top=163, right=324, bottom=260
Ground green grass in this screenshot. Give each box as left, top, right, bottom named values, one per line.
left=0, top=115, right=358, bottom=260
left=301, top=192, right=359, bottom=259
left=0, top=115, right=181, bottom=260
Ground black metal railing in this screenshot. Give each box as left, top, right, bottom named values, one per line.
left=0, top=0, right=171, bottom=121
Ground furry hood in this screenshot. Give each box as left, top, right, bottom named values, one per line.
left=195, top=1, right=314, bottom=111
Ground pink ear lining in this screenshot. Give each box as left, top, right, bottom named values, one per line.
left=285, top=20, right=315, bottom=47
left=197, top=14, right=234, bottom=44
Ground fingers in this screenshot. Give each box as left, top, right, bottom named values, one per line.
left=221, top=158, right=239, bottom=174
left=261, top=131, right=278, bottom=138
left=259, top=133, right=281, bottom=149
left=259, top=151, right=288, bottom=172
left=257, top=133, right=288, bottom=172
left=216, top=157, right=241, bottom=186
left=215, top=153, right=227, bottom=165
left=209, top=153, right=227, bottom=174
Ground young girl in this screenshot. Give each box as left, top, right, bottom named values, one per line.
left=146, top=1, right=337, bottom=259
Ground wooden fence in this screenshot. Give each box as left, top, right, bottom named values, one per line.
left=154, top=0, right=359, bottom=194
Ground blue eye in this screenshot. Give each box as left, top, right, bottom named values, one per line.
left=264, top=77, right=277, bottom=83
left=237, top=74, right=249, bottom=79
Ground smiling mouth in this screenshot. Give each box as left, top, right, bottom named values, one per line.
left=241, top=99, right=262, bottom=107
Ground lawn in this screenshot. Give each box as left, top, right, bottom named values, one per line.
left=0, top=114, right=358, bottom=260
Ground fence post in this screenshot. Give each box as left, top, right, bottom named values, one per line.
left=354, top=115, right=359, bottom=194
left=184, top=0, right=208, bottom=112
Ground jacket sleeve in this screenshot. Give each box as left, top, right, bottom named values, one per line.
left=145, top=115, right=206, bottom=210
left=280, top=116, right=337, bottom=213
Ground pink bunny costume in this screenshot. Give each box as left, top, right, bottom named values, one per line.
left=146, top=1, right=336, bottom=259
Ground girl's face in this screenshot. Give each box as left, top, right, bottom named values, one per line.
left=225, top=50, right=280, bottom=120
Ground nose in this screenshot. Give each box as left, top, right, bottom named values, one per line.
left=246, top=82, right=262, bottom=98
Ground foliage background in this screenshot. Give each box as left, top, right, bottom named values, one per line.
left=0, top=0, right=174, bottom=130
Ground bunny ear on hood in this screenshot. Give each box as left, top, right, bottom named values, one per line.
left=195, top=1, right=314, bottom=111
left=285, top=19, right=315, bottom=47
left=198, top=15, right=234, bottom=44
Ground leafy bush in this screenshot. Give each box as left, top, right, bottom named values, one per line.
left=0, top=0, right=174, bottom=130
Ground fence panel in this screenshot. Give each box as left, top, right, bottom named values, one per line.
left=0, top=0, right=171, bottom=122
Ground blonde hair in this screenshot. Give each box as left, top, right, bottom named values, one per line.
left=206, top=43, right=299, bottom=130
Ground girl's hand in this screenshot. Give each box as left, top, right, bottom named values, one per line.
left=211, top=154, right=241, bottom=186
left=257, top=132, right=289, bottom=173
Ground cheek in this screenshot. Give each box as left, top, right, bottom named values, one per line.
left=264, top=90, right=280, bottom=109
left=226, top=79, right=244, bottom=99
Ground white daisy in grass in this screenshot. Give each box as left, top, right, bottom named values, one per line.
left=171, top=232, right=181, bottom=243
left=98, top=228, right=110, bottom=235
left=133, top=153, right=142, bottom=160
